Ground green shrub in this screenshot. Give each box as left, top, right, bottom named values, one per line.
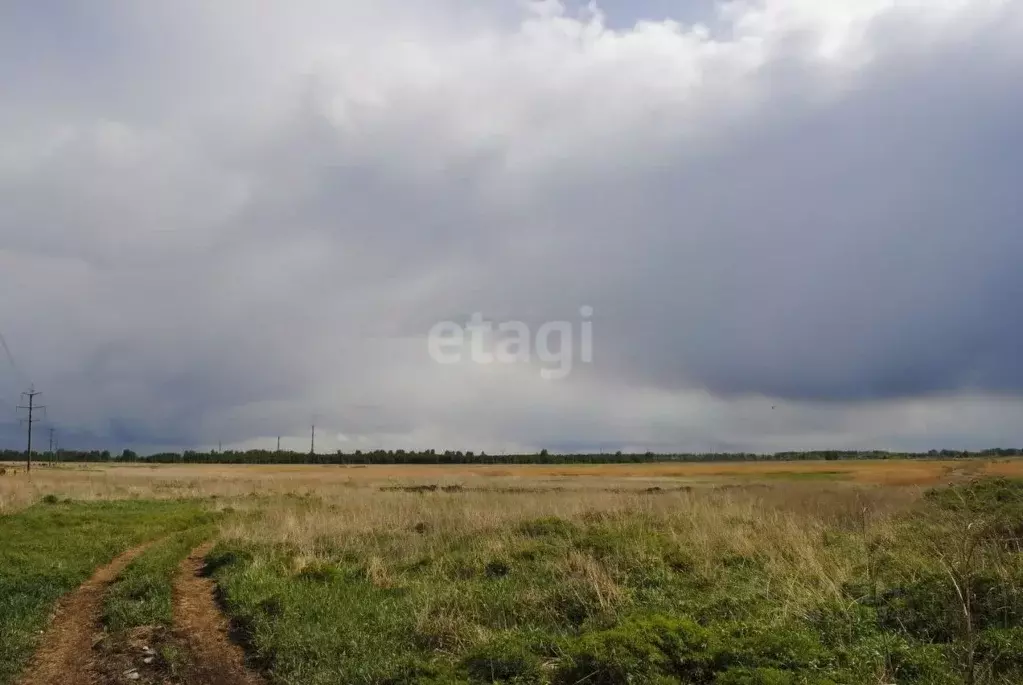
left=714, top=624, right=829, bottom=672
left=558, top=615, right=714, bottom=684
left=924, top=477, right=1023, bottom=515
left=877, top=571, right=1023, bottom=642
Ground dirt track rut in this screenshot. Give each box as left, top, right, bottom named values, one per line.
left=17, top=543, right=152, bottom=685
left=171, top=542, right=265, bottom=685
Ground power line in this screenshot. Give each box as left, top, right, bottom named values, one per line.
left=0, top=327, right=27, bottom=416
left=0, top=328, right=22, bottom=379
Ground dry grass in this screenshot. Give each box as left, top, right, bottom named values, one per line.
left=2, top=457, right=1017, bottom=514
left=0, top=458, right=1009, bottom=603
left=213, top=480, right=913, bottom=618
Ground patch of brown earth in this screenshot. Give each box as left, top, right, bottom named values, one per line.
left=93, top=625, right=186, bottom=685
left=171, top=543, right=264, bottom=685
left=17, top=543, right=152, bottom=685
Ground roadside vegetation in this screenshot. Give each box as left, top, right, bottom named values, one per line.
left=0, top=498, right=215, bottom=685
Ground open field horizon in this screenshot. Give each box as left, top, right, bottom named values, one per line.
left=4, top=460, right=1023, bottom=682
left=5, top=457, right=1023, bottom=514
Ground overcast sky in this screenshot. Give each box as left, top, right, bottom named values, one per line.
left=1, top=0, right=1022, bottom=455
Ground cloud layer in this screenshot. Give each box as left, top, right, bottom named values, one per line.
left=2, top=0, right=1022, bottom=453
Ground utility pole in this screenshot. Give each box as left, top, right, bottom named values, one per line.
left=310, top=424, right=315, bottom=455
left=17, top=386, right=44, bottom=473
left=276, top=436, right=281, bottom=455
left=48, top=427, right=56, bottom=466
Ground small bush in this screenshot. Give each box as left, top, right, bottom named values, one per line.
left=559, top=620, right=670, bottom=683
left=558, top=615, right=715, bottom=684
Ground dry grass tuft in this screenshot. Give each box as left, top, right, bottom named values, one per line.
left=559, top=551, right=624, bottom=611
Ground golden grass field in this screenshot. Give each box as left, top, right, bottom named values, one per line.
left=3, top=457, right=1023, bottom=514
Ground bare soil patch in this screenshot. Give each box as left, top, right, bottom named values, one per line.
left=93, top=625, right=181, bottom=685
left=170, top=544, right=264, bottom=685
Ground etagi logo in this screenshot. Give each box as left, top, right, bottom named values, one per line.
left=427, top=307, right=594, bottom=380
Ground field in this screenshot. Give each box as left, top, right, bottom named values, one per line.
left=2, top=459, right=1023, bottom=684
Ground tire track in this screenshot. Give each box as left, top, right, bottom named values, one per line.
left=17, top=542, right=153, bottom=685
left=171, top=543, right=265, bottom=685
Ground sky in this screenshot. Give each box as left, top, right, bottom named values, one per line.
left=1, top=0, right=1022, bottom=455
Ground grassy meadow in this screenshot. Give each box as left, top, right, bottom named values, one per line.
left=2, top=460, right=1023, bottom=683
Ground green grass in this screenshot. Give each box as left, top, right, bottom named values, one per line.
left=103, top=523, right=220, bottom=633
left=0, top=498, right=215, bottom=685
left=208, top=529, right=859, bottom=684
left=206, top=480, right=1023, bottom=685
left=207, top=532, right=876, bottom=684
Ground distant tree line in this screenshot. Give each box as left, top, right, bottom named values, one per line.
left=3, top=447, right=1023, bottom=465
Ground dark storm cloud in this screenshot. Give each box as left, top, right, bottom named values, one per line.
left=599, top=29, right=1023, bottom=401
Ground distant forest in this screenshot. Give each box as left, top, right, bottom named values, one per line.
left=3, top=447, right=1023, bottom=465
